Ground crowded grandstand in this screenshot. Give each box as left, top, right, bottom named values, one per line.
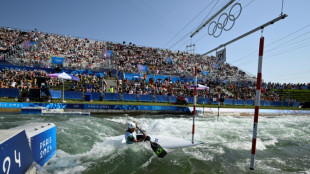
left=0, top=27, right=309, bottom=106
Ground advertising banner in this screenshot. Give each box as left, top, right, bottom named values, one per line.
left=138, top=64, right=148, bottom=72
left=51, top=57, right=65, bottom=64
left=30, top=126, right=56, bottom=166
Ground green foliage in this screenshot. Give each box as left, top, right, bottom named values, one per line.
left=276, top=89, right=310, bottom=102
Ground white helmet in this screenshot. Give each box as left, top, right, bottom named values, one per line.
left=128, top=122, right=136, bottom=129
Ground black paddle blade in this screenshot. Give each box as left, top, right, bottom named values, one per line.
left=150, top=141, right=167, bottom=158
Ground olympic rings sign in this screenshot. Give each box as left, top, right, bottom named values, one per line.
left=208, top=3, right=242, bottom=38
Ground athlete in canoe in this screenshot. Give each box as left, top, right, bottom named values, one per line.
left=125, top=121, right=149, bottom=144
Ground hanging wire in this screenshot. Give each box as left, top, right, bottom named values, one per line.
left=230, top=24, right=310, bottom=65
left=281, top=0, right=285, bottom=15
left=170, top=0, right=234, bottom=50
left=163, top=0, right=218, bottom=48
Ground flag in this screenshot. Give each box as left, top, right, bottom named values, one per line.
left=105, top=50, right=113, bottom=58
left=215, top=48, right=226, bottom=68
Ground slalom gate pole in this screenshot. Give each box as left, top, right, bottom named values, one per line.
left=250, top=36, right=264, bottom=170
left=192, top=65, right=197, bottom=144
left=62, top=79, right=65, bottom=102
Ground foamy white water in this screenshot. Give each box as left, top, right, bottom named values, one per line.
left=1, top=113, right=310, bottom=174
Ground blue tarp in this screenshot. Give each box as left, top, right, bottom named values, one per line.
left=85, top=92, right=102, bottom=101
left=64, top=91, right=82, bottom=100
left=224, top=99, right=234, bottom=105
left=139, top=95, right=153, bottom=102
left=104, top=93, right=120, bottom=101
left=234, top=99, right=244, bottom=105
left=244, top=100, right=254, bottom=106
left=0, top=88, right=19, bottom=98
left=122, top=94, right=137, bottom=101
left=155, top=95, right=168, bottom=103
left=50, top=90, right=61, bottom=99
left=169, top=96, right=177, bottom=103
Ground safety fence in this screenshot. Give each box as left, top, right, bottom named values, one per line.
left=0, top=88, right=301, bottom=107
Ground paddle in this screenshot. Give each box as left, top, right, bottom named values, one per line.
left=136, top=126, right=167, bottom=158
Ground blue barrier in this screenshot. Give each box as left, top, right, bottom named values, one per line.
left=0, top=88, right=19, bottom=98
left=104, top=93, right=120, bottom=101
left=64, top=91, right=82, bottom=100
left=272, top=101, right=282, bottom=107
left=50, top=90, right=61, bottom=99
left=293, top=102, right=300, bottom=107
left=234, top=99, right=244, bottom=105
left=197, top=97, right=205, bottom=104
left=260, top=100, right=264, bottom=106
left=224, top=99, right=234, bottom=105
left=203, top=98, right=209, bottom=104
left=282, top=101, right=290, bottom=107
left=139, top=95, right=153, bottom=102
left=155, top=95, right=168, bottom=102
left=187, top=97, right=194, bottom=104
left=85, top=94, right=92, bottom=101
left=263, top=101, right=271, bottom=106
left=122, top=94, right=137, bottom=101
left=169, top=96, right=177, bottom=103
left=244, top=100, right=254, bottom=106
left=85, top=92, right=102, bottom=101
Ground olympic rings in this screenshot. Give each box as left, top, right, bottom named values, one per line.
left=208, top=3, right=242, bottom=38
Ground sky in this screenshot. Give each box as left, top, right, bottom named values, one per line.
left=0, top=0, right=309, bottom=84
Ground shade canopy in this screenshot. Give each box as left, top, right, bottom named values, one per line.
left=186, top=84, right=209, bottom=90
left=48, top=72, right=80, bottom=81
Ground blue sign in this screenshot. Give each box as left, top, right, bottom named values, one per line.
left=30, top=126, right=56, bottom=166
left=66, top=104, right=85, bottom=109
left=0, top=102, right=31, bottom=108
left=84, top=104, right=114, bottom=109
left=138, top=65, right=148, bottom=72
left=0, top=130, right=34, bottom=174
left=201, top=71, right=209, bottom=76
left=51, top=57, right=65, bottom=64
